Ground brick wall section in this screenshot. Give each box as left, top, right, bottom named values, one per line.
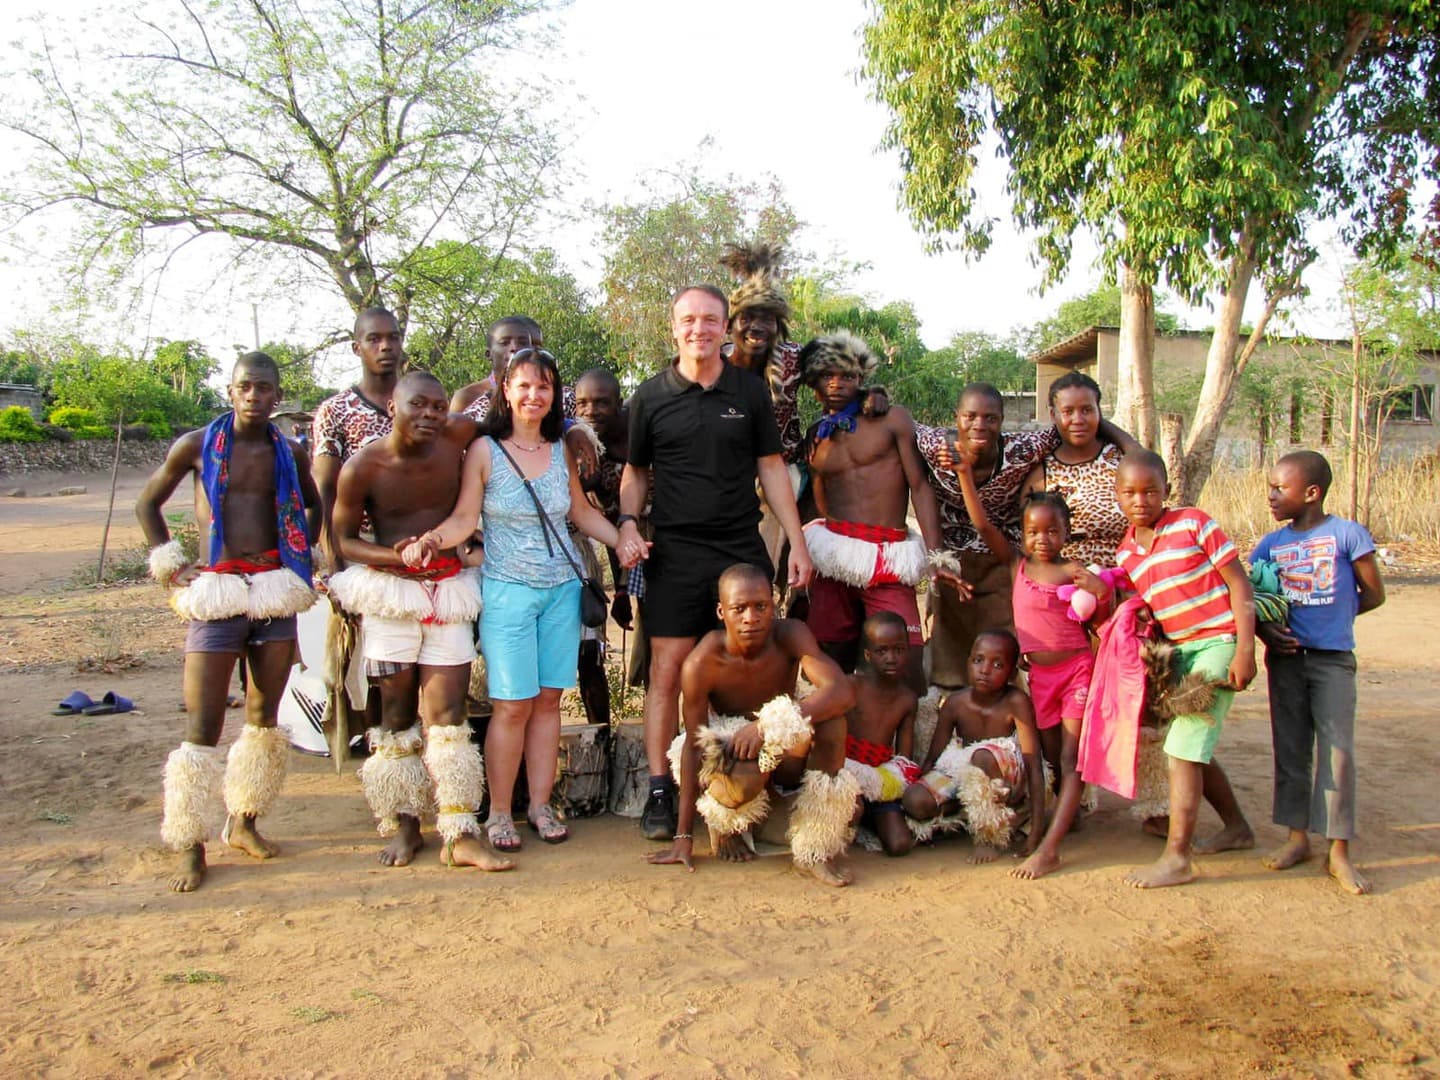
left=0, top=439, right=171, bottom=476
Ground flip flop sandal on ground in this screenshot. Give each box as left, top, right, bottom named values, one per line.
left=82, top=691, right=134, bottom=716
left=52, top=691, right=94, bottom=715
left=486, top=813, right=522, bottom=852
left=528, top=805, right=569, bottom=844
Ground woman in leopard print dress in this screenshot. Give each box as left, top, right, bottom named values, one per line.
left=1021, top=372, right=1127, bottom=568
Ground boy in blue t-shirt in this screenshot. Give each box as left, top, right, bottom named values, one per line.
left=1252, top=451, right=1385, bottom=895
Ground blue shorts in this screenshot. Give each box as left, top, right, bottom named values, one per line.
left=480, top=577, right=580, bottom=700
left=185, top=614, right=297, bottom=654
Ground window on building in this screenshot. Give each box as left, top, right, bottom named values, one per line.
left=1388, top=384, right=1435, bottom=424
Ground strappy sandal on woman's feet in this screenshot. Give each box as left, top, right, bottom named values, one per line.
left=528, top=804, right=569, bottom=844
left=486, top=813, right=521, bottom=852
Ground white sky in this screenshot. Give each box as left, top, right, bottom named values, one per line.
left=0, top=0, right=1357, bottom=386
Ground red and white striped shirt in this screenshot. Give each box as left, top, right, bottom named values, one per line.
left=1115, top=507, right=1238, bottom=642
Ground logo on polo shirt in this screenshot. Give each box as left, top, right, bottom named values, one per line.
left=721, top=406, right=746, bottom=420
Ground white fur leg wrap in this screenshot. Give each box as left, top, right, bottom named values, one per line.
left=424, top=723, right=485, bottom=842
left=161, top=742, right=226, bottom=851
left=326, top=564, right=481, bottom=623
left=756, top=696, right=811, bottom=773
left=1130, top=724, right=1172, bottom=821
left=696, top=789, right=771, bottom=837
left=787, top=769, right=861, bottom=866
left=957, top=765, right=1015, bottom=849
left=357, top=726, right=434, bottom=836
left=672, top=714, right=750, bottom=786
left=802, top=522, right=927, bottom=588
left=149, top=540, right=189, bottom=585
left=223, top=724, right=288, bottom=819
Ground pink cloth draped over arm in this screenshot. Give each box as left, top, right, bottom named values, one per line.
left=1077, top=597, right=1153, bottom=799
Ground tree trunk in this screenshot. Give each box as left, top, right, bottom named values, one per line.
left=1179, top=242, right=1259, bottom=504
left=1116, top=265, right=1157, bottom=446
left=1159, top=412, right=1187, bottom=499
left=1346, top=334, right=1362, bottom=520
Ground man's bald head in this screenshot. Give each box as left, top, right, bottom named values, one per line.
left=396, top=369, right=445, bottom=398
left=718, top=562, right=772, bottom=601
left=232, top=351, right=280, bottom=384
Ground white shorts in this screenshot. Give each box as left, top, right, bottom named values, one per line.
left=361, top=615, right=476, bottom=669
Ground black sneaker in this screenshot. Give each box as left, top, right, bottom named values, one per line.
left=641, top=785, right=677, bottom=841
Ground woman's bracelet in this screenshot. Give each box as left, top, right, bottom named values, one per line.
left=673, top=833, right=692, bottom=841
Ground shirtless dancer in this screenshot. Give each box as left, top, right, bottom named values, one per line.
left=326, top=372, right=512, bottom=871
left=799, top=331, right=950, bottom=689
left=137, top=352, right=321, bottom=892
left=647, top=564, right=860, bottom=886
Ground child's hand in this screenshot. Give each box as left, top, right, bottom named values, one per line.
left=1227, top=650, right=1257, bottom=691
left=1256, top=621, right=1300, bottom=655
left=1070, top=564, right=1106, bottom=597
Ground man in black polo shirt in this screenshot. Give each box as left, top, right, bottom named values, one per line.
left=617, top=284, right=814, bottom=840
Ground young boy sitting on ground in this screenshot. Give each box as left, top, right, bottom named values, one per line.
left=1113, top=450, right=1256, bottom=889
left=1252, top=450, right=1384, bottom=895
left=842, top=612, right=921, bottom=856
left=901, top=630, right=1046, bottom=862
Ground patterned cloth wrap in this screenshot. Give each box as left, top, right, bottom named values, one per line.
left=802, top=518, right=928, bottom=588
left=843, top=733, right=920, bottom=804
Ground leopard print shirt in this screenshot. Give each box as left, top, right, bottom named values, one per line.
left=915, top=425, right=1061, bottom=553
left=312, top=387, right=391, bottom=461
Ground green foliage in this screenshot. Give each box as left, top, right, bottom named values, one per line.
left=46, top=406, right=99, bottom=430
left=250, top=341, right=336, bottom=412
left=0, top=406, right=45, bottom=442
left=597, top=158, right=802, bottom=377
left=50, top=355, right=201, bottom=427
left=4, top=1, right=560, bottom=315
left=1026, top=285, right=1181, bottom=352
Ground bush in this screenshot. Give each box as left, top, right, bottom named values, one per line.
left=47, top=406, right=101, bottom=430
left=72, top=425, right=113, bottom=440
left=142, top=420, right=172, bottom=440
left=0, top=406, right=46, bottom=442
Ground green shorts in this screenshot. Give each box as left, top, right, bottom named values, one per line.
left=1163, top=636, right=1236, bottom=764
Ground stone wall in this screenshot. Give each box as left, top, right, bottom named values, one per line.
left=0, top=438, right=171, bottom=477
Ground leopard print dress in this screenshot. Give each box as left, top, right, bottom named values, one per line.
left=1036, top=442, right=1127, bottom=567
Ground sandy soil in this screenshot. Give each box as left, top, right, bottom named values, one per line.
left=0, top=474, right=1437, bottom=1077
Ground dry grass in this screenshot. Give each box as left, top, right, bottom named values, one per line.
left=1200, top=458, right=1440, bottom=561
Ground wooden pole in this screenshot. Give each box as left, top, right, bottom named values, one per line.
left=95, top=409, right=124, bottom=583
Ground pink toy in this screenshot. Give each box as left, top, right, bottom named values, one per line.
left=1056, top=566, right=1129, bottom=622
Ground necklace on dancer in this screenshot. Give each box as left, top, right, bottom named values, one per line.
left=508, top=436, right=544, bottom=452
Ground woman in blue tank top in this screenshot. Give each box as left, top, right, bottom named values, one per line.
left=412, top=349, right=637, bottom=854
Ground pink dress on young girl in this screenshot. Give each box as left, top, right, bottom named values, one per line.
left=1013, top=561, right=1095, bottom=730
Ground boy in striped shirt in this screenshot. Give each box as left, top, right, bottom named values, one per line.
left=1113, top=451, right=1256, bottom=889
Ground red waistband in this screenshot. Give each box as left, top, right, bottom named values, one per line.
left=845, top=733, right=896, bottom=767
left=208, top=550, right=281, bottom=575
left=379, top=554, right=464, bottom=582
left=826, top=519, right=910, bottom=544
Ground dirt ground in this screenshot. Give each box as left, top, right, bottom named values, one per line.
left=0, top=471, right=1437, bottom=1078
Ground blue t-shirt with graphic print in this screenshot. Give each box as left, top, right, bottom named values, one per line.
left=1252, top=515, right=1374, bottom=651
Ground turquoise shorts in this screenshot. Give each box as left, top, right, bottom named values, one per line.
left=479, top=576, right=580, bottom=700
left=1163, top=636, right=1237, bottom=764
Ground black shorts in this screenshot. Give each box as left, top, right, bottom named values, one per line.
left=640, top=528, right=772, bottom=639
left=184, top=614, right=297, bottom=654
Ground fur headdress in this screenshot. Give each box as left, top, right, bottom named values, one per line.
left=721, top=241, right=791, bottom=338
left=798, top=330, right=880, bottom=387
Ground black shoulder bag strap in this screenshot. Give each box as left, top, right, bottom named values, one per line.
left=491, top=436, right=598, bottom=591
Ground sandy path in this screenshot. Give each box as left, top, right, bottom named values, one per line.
left=0, top=479, right=1436, bottom=1076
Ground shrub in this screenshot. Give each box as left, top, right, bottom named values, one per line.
left=0, top=406, right=45, bottom=442
left=47, top=406, right=101, bottom=430
left=142, top=420, right=172, bottom=440
left=72, top=425, right=114, bottom=441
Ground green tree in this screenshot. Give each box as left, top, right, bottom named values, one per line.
left=597, top=158, right=802, bottom=376
left=51, top=355, right=193, bottom=427
left=3, top=1, right=561, bottom=317
left=251, top=341, right=337, bottom=412
left=150, top=340, right=219, bottom=408
left=1025, top=285, right=1180, bottom=353
left=863, top=2, right=1440, bottom=500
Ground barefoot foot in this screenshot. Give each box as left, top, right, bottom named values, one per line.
left=1262, top=834, right=1312, bottom=871
left=969, top=843, right=1003, bottom=865
left=169, top=844, right=207, bottom=892
left=1141, top=815, right=1170, bottom=838
left=224, top=814, right=279, bottom=859
left=1193, top=822, right=1255, bottom=855
left=1123, top=851, right=1195, bottom=889
left=715, top=832, right=755, bottom=863
left=798, top=856, right=852, bottom=887
left=1011, top=848, right=1061, bottom=880
left=378, top=817, right=423, bottom=867
left=1327, top=850, right=1371, bottom=896
left=442, top=835, right=515, bottom=872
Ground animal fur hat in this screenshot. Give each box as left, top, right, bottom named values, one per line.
left=798, top=330, right=880, bottom=387
left=721, top=240, right=791, bottom=338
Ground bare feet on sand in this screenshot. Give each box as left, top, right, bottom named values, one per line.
left=1011, top=848, right=1059, bottom=879
left=224, top=814, right=279, bottom=859
left=798, top=857, right=853, bottom=887
left=1193, top=823, right=1255, bottom=855
left=170, top=845, right=206, bottom=892
left=1123, top=851, right=1195, bottom=889
left=443, top=836, right=515, bottom=872
left=969, top=843, right=1003, bottom=865
left=715, top=833, right=756, bottom=863
left=1141, top=815, right=1169, bottom=838
left=379, top=818, right=424, bottom=867
left=1327, top=847, right=1371, bottom=896
left=1262, top=833, right=1312, bottom=870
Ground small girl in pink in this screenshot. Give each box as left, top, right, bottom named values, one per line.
left=953, top=460, right=1111, bottom=878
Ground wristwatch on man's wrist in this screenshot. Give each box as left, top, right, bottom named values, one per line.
left=616, top=514, right=637, bottom=528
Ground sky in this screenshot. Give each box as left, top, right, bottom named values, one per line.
left=0, top=0, right=1357, bottom=386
